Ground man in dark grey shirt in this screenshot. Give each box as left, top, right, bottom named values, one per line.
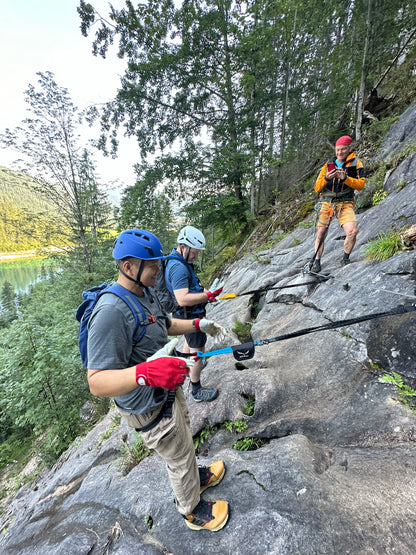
left=87, top=229, right=229, bottom=532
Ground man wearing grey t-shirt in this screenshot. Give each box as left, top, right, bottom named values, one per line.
left=87, top=229, right=229, bottom=532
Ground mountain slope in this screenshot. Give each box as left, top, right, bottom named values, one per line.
left=1, top=101, right=415, bottom=554
left=0, top=166, right=63, bottom=252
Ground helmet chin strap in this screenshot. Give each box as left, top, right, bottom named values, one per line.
left=119, top=260, right=146, bottom=287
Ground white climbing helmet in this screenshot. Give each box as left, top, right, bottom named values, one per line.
left=177, top=225, right=206, bottom=250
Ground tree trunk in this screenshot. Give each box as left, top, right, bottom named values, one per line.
left=355, top=0, right=373, bottom=141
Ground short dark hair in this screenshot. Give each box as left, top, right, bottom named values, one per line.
left=115, top=257, right=137, bottom=269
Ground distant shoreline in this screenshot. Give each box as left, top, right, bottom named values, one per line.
left=0, top=247, right=62, bottom=263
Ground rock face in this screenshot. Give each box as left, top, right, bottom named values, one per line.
left=377, top=99, right=416, bottom=160
left=1, top=132, right=416, bottom=553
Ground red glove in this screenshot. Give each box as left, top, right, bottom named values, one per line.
left=136, top=357, right=189, bottom=390
left=206, top=287, right=223, bottom=301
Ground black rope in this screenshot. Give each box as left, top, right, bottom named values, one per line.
left=256, top=304, right=416, bottom=346
left=235, top=278, right=330, bottom=297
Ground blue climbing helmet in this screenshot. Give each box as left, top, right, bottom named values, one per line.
left=113, top=229, right=164, bottom=261
left=113, top=229, right=164, bottom=287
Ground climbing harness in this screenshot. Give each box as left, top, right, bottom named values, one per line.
left=218, top=277, right=331, bottom=300
left=196, top=304, right=416, bottom=361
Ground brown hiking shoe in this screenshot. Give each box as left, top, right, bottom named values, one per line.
left=184, top=499, right=229, bottom=531
left=199, top=460, right=225, bottom=493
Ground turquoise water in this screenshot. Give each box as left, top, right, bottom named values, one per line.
left=0, top=258, right=51, bottom=295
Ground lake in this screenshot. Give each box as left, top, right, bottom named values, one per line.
left=0, top=258, right=52, bottom=296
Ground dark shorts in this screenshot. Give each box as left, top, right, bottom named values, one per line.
left=175, top=310, right=207, bottom=349
left=184, top=330, right=207, bottom=349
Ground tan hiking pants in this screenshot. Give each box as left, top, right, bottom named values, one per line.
left=117, top=386, right=200, bottom=515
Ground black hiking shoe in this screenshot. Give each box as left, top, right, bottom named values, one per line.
left=340, top=257, right=351, bottom=266
left=199, top=460, right=225, bottom=493
left=192, top=387, right=218, bottom=402
left=184, top=499, right=229, bottom=531
left=311, top=259, right=321, bottom=273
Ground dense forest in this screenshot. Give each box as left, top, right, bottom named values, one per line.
left=78, top=0, right=416, bottom=240
left=0, top=168, right=64, bottom=252
left=0, top=0, right=416, bottom=510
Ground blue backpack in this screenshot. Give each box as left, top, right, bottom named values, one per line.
left=76, top=282, right=154, bottom=367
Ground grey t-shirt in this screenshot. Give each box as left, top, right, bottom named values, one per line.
left=87, top=286, right=172, bottom=414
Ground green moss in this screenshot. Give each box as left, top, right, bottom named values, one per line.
left=232, top=320, right=253, bottom=343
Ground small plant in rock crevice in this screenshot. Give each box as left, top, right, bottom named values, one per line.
left=372, top=189, right=388, bottom=205
left=193, top=419, right=251, bottom=451
left=242, top=394, right=255, bottom=416
left=120, top=434, right=152, bottom=472
left=193, top=425, right=218, bottom=450
left=233, top=437, right=267, bottom=451
left=232, top=320, right=253, bottom=343
left=364, top=228, right=405, bottom=261
left=379, top=372, right=416, bottom=414
left=144, top=515, right=153, bottom=531
left=99, top=414, right=121, bottom=443
left=223, top=420, right=248, bottom=433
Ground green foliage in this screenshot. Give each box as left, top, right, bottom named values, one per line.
left=222, top=420, right=248, bottom=434
left=0, top=72, right=114, bottom=272
left=232, top=320, right=253, bottom=343
left=253, top=254, right=271, bottom=265
left=372, top=189, right=388, bottom=206
left=121, top=434, right=152, bottom=472
left=100, top=414, right=121, bottom=443
left=78, top=0, right=416, bottom=238
left=0, top=245, right=117, bottom=469
left=380, top=372, right=416, bottom=414
left=193, top=418, right=250, bottom=450
left=242, top=394, right=255, bottom=416
left=0, top=167, right=66, bottom=253
left=233, top=437, right=266, bottom=451
left=0, top=431, right=33, bottom=472
left=193, top=425, right=218, bottom=450
left=198, top=245, right=237, bottom=285
left=117, top=173, right=175, bottom=249
left=364, top=228, right=405, bottom=261
left=0, top=281, right=18, bottom=327
left=144, top=515, right=153, bottom=531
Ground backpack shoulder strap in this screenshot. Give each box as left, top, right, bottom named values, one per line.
left=163, top=255, right=198, bottom=286
left=105, top=283, right=154, bottom=344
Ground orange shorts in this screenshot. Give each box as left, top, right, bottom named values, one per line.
left=317, top=201, right=356, bottom=227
